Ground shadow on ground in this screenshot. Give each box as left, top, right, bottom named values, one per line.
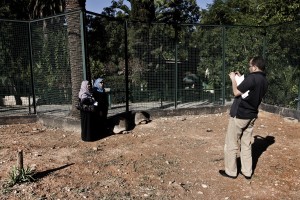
left=252, top=135, right=275, bottom=172
left=33, top=163, right=74, bottom=180
left=236, top=135, right=275, bottom=175
left=84, top=111, right=151, bottom=141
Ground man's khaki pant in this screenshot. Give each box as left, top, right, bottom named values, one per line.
left=224, top=117, right=256, bottom=177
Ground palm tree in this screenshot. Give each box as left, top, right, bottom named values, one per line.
left=65, top=0, right=86, bottom=118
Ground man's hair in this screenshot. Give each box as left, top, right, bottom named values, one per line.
left=251, top=56, right=266, bottom=71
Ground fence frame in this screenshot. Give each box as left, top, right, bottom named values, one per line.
left=0, top=10, right=299, bottom=118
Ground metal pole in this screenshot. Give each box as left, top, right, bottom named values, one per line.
left=222, top=26, right=226, bottom=105
left=297, top=79, right=300, bottom=110
left=262, top=27, right=267, bottom=59
left=124, top=20, right=129, bottom=112
left=28, top=21, right=36, bottom=114
left=175, top=29, right=178, bottom=108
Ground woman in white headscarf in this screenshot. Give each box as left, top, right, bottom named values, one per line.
left=78, top=80, right=92, bottom=102
left=78, top=80, right=99, bottom=141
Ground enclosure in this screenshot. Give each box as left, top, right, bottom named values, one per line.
left=0, top=10, right=299, bottom=119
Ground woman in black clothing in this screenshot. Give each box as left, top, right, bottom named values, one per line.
left=92, top=78, right=109, bottom=127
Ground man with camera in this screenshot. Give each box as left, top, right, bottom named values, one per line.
left=219, top=56, right=268, bottom=180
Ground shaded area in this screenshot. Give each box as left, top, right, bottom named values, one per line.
left=80, top=111, right=108, bottom=142
left=106, top=111, right=150, bottom=133
left=33, top=163, right=74, bottom=180
left=252, top=135, right=275, bottom=172
left=78, top=110, right=152, bottom=142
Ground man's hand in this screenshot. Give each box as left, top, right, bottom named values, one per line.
left=229, top=72, right=236, bottom=81
left=235, top=71, right=241, bottom=76
left=229, top=71, right=242, bottom=97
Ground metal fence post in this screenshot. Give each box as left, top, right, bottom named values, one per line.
left=28, top=21, right=36, bottom=114
left=222, top=26, right=226, bottom=105
left=297, top=24, right=300, bottom=111
left=262, top=27, right=267, bottom=59
left=124, top=20, right=129, bottom=112
left=175, top=29, right=178, bottom=109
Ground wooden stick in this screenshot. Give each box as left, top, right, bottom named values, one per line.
left=17, top=150, right=24, bottom=170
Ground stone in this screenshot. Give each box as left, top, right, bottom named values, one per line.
left=134, top=111, right=150, bottom=125
left=113, top=117, right=128, bottom=134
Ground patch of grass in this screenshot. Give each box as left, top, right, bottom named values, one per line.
left=6, top=166, right=36, bottom=187
left=1, top=186, right=12, bottom=195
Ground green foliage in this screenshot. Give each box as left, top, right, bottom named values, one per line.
left=6, top=166, right=35, bottom=187
left=155, top=0, right=200, bottom=24
left=0, top=1, right=70, bottom=105
left=263, top=21, right=300, bottom=108
left=86, top=15, right=125, bottom=66
left=101, top=0, right=200, bottom=23
left=31, top=16, right=72, bottom=105
left=0, top=20, right=31, bottom=105
left=1, top=0, right=299, bottom=110
left=0, top=1, right=11, bottom=18
left=257, top=0, right=300, bottom=24
left=101, top=0, right=131, bottom=18
left=131, top=0, right=155, bottom=22
left=7, top=0, right=65, bottom=20
left=201, top=0, right=300, bottom=26
left=201, top=0, right=236, bottom=25
left=105, top=75, right=126, bottom=103
left=199, top=0, right=300, bottom=108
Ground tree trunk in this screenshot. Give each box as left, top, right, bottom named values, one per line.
left=65, top=0, right=86, bottom=118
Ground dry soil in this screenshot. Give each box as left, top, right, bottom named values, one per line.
left=0, top=110, right=299, bottom=200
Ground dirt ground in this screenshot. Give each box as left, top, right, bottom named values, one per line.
left=0, top=110, right=299, bottom=200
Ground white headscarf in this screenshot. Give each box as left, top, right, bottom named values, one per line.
left=78, top=80, right=91, bottom=99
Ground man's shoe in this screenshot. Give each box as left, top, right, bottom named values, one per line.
left=219, top=170, right=237, bottom=179
left=240, top=172, right=251, bottom=180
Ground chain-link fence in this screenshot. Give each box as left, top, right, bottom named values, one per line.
left=0, top=19, right=32, bottom=116
left=0, top=12, right=83, bottom=117
left=265, top=21, right=300, bottom=109
left=31, top=14, right=73, bottom=115
left=0, top=10, right=299, bottom=118
left=124, top=23, right=268, bottom=111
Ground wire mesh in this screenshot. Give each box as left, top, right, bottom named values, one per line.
left=0, top=20, right=32, bottom=116
left=0, top=12, right=299, bottom=117
left=224, top=25, right=266, bottom=103
left=127, top=22, right=177, bottom=110
left=264, top=21, right=300, bottom=109
left=125, top=23, right=267, bottom=110
left=86, top=13, right=127, bottom=115
left=30, top=14, right=73, bottom=115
